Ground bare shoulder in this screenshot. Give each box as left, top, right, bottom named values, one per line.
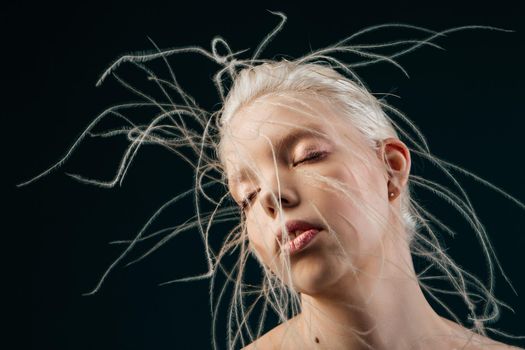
left=240, top=325, right=282, bottom=350
left=241, top=317, right=302, bottom=350
left=438, top=317, right=521, bottom=349
left=448, top=325, right=521, bottom=349
left=471, top=336, right=523, bottom=349
left=460, top=337, right=523, bottom=350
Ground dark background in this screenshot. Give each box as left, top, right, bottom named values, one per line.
left=7, top=1, right=524, bottom=349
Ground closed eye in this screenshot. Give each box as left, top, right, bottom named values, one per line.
left=240, top=190, right=258, bottom=211
left=293, top=150, right=328, bottom=167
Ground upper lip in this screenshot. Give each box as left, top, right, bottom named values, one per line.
left=276, top=219, right=323, bottom=249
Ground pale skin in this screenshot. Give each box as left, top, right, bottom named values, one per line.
left=221, top=94, right=517, bottom=349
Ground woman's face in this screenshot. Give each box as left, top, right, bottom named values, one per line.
left=221, top=94, right=408, bottom=295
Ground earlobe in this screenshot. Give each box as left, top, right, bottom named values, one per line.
left=387, top=180, right=399, bottom=201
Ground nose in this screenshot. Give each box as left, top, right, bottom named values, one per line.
left=260, top=174, right=299, bottom=219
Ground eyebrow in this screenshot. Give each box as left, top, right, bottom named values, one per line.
left=228, top=124, right=330, bottom=186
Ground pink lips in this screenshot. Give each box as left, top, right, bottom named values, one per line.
left=287, top=228, right=320, bottom=254
left=277, top=220, right=323, bottom=255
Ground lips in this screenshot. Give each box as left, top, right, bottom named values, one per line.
left=276, top=220, right=323, bottom=255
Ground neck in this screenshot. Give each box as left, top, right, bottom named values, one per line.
left=292, top=233, right=453, bottom=349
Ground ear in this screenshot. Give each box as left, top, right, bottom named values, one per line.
left=377, top=138, right=411, bottom=200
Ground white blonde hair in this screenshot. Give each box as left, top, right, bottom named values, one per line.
left=219, top=60, right=417, bottom=237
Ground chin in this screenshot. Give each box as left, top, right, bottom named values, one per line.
left=290, top=253, right=345, bottom=295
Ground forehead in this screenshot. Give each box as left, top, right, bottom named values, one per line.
left=226, top=94, right=339, bottom=138
left=220, top=94, right=347, bottom=178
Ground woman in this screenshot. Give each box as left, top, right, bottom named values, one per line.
left=219, top=62, right=518, bottom=349
left=20, top=13, right=523, bottom=349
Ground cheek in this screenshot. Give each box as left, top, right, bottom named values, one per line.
left=246, top=219, right=275, bottom=265
left=311, top=159, right=389, bottom=255
left=341, top=168, right=389, bottom=254
left=337, top=153, right=387, bottom=214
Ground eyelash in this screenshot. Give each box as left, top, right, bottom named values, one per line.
left=240, top=191, right=258, bottom=211
left=292, top=150, right=327, bottom=167
left=239, top=150, right=327, bottom=210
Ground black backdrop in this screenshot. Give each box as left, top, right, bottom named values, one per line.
left=8, top=1, right=525, bottom=349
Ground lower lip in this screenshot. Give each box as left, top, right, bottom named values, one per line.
left=287, top=229, right=321, bottom=255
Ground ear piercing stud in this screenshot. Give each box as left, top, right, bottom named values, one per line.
left=389, top=191, right=395, bottom=198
